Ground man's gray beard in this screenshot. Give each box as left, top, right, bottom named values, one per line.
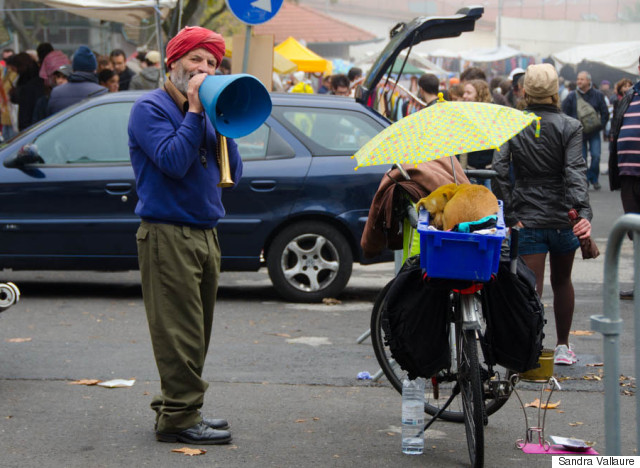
left=170, top=63, right=190, bottom=95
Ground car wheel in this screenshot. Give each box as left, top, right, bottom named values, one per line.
left=267, top=222, right=353, bottom=303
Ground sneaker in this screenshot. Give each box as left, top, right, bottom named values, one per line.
left=554, top=345, right=576, bottom=365
left=593, top=181, right=602, bottom=190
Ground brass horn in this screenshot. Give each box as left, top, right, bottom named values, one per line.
left=215, top=132, right=234, bottom=188
left=199, top=74, right=272, bottom=188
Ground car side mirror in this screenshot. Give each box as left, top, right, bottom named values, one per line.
left=4, top=144, right=45, bottom=168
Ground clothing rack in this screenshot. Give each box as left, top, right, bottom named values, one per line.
left=374, top=76, right=426, bottom=121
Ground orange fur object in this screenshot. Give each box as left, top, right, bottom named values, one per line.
left=417, top=183, right=498, bottom=230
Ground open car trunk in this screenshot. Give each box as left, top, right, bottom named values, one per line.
left=355, top=5, right=484, bottom=109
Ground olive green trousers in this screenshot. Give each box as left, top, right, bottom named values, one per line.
left=136, top=221, right=220, bottom=433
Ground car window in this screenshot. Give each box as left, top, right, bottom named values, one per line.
left=33, top=102, right=133, bottom=164
left=234, top=123, right=295, bottom=161
left=273, top=107, right=383, bottom=156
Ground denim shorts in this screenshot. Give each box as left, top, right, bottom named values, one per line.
left=518, top=227, right=580, bottom=256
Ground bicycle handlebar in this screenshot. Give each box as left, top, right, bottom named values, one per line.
left=464, top=169, right=497, bottom=180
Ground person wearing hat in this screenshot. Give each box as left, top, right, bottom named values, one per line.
left=505, top=67, right=525, bottom=109
left=32, top=50, right=70, bottom=124
left=492, top=63, right=593, bottom=367
left=129, top=50, right=163, bottom=90
left=47, top=45, right=106, bottom=116
left=128, top=26, right=241, bottom=446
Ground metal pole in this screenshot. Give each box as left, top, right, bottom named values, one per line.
left=496, top=0, right=502, bottom=48
left=242, top=25, right=252, bottom=74
left=590, top=215, right=640, bottom=454
left=154, top=0, right=166, bottom=82
left=634, top=233, right=640, bottom=451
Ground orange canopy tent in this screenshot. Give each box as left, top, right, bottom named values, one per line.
left=274, top=37, right=331, bottom=74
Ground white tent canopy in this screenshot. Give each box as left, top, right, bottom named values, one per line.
left=552, top=41, right=640, bottom=75
left=31, top=0, right=177, bottom=26
left=459, top=45, right=521, bottom=63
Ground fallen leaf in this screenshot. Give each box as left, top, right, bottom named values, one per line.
left=569, top=421, right=584, bottom=427
left=171, top=447, right=206, bottom=456
left=312, top=417, right=319, bottom=421
left=570, top=330, right=594, bottom=336
left=322, top=297, right=342, bottom=305
left=556, top=410, right=565, bottom=413
left=586, top=363, right=604, bottom=367
left=524, top=398, right=561, bottom=409
left=386, top=432, right=395, bottom=436
left=295, top=419, right=306, bottom=423
left=272, top=333, right=291, bottom=338
left=582, top=374, right=601, bottom=381
left=69, top=379, right=101, bottom=386
left=6, top=337, right=31, bottom=343
left=227, top=445, right=238, bottom=450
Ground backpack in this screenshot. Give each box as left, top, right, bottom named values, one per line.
left=382, top=256, right=451, bottom=380
left=482, top=259, right=545, bottom=373
left=576, top=93, right=602, bottom=134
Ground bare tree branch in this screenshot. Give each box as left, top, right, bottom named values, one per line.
left=201, top=3, right=227, bottom=27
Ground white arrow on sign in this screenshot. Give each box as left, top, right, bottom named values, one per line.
left=251, top=0, right=272, bottom=12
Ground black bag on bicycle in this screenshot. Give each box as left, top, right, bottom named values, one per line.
left=382, top=255, right=451, bottom=380
left=482, top=259, right=545, bottom=373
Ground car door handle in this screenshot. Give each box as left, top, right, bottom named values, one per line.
left=250, top=180, right=276, bottom=192
left=105, top=183, right=132, bottom=195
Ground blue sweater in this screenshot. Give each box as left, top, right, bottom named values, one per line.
left=128, top=88, right=243, bottom=229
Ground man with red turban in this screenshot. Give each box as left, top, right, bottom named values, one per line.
left=128, top=26, right=242, bottom=445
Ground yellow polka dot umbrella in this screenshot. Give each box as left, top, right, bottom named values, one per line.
left=353, top=98, right=539, bottom=170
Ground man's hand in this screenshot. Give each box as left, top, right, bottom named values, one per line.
left=187, top=73, right=208, bottom=114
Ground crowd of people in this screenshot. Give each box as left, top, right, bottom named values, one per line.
left=0, top=43, right=231, bottom=140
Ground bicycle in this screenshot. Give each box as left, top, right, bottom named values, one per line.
left=370, top=168, right=514, bottom=467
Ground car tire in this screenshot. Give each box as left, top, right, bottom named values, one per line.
left=267, top=222, right=353, bottom=303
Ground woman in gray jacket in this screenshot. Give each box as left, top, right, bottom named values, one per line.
left=492, top=63, right=593, bottom=367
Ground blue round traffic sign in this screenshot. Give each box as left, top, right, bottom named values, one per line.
left=225, top=0, right=284, bottom=25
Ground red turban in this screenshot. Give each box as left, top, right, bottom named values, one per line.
left=165, top=26, right=225, bottom=69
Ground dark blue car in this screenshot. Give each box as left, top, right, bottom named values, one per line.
left=0, top=91, right=390, bottom=302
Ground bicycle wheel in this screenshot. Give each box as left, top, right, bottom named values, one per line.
left=459, top=327, right=485, bottom=468
left=370, top=279, right=462, bottom=422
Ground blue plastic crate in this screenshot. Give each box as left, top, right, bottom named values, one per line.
left=418, top=201, right=506, bottom=282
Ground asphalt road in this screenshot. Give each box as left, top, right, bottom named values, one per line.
left=0, top=150, right=638, bottom=467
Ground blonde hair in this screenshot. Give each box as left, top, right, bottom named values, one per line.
left=466, top=79, right=492, bottom=103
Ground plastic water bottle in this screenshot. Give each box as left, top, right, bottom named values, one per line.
left=401, top=377, right=425, bottom=455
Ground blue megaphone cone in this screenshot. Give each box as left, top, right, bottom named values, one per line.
left=199, top=74, right=272, bottom=139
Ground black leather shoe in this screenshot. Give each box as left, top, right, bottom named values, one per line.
left=202, top=416, right=229, bottom=430
left=156, top=422, right=232, bottom=445
left=620, top=289, right=634, bottom=300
